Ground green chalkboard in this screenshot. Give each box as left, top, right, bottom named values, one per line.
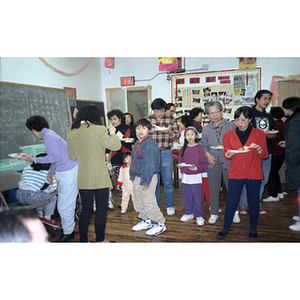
left=0, top=81, right=72, bottom=160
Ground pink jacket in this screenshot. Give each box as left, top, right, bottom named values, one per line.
left=117, top=164, right=133, bottom=191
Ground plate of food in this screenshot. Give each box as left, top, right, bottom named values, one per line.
left=177, top=163, right=194, bottom=167
left=8, top=153, right=26, bottom=158
left=121, top=138, right=135, bottom=143
left=231, top=148, right=250, bottom=153
left=264, top=129, right=279, bottom=134
left=153, top=126, right=169, bottom=131
left=210, top=146, right=223, bottom=150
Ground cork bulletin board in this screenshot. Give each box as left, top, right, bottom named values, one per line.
left=171, top=68, right=261, bottom=123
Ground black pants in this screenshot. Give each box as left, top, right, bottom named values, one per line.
left=267, top=155, right=285, bottom=197
left=79, top=188, right=109, bottom=242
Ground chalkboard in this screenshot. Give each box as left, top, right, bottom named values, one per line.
left=69, top=99, right=106, bottom=126
left=0, top=81, right=72, bottom=160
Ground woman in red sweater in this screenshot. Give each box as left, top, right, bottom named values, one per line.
left=217, top=106, right=268, bottom=239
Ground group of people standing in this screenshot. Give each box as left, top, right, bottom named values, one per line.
left=15, top=90, right=300, bottom=242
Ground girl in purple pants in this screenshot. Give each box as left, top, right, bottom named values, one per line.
left=178, top=127, right=208, bottom=226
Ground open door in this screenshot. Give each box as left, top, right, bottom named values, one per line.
left=106, top=86, right=152, bottom=122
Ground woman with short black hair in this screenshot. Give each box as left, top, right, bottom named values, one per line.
left=218, top=106, right=268, bottom=239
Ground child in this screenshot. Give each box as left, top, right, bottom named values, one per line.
left=130, top=118, right=166, bottom=236
left=117, top=153, right=136, bottom=213
left=177, top=126, right=208, bottom=226
left=15, top=153, right=58, bottom=228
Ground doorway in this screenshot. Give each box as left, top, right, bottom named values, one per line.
left=106, top=86, right=152, bottom=124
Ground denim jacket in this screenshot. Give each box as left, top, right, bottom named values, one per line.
left=130, top=137, right=161, bottom=187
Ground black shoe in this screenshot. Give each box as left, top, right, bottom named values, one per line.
left=55, top=231, right=75, bottom=242
left=52, top=228, right=63, bottom=238
left=249, top=230, right=258, bottom=239
left=217, top=229, right=229, bottom=238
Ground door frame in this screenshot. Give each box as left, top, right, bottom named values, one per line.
left=105, top=85, right=152, bottom=114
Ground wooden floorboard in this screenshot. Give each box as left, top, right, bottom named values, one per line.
left=48, top=183, right=300, bottom=243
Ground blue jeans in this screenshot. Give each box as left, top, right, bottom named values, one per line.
left=239, top=154, right=272, bottom=208
left=16, top=189, right=57, bottom=216
left=224, top=179, right=261, bottom=231
left=155, top=148, right=174, bottom=209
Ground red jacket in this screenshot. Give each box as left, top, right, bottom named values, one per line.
left=223, top=127, right=268, bottom=180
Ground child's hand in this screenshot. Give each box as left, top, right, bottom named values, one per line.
left=141, top=185, right=148, bottom=191
left=116, top=185, right=121, bottom=191
left=189, top=165, right=197, bottom=171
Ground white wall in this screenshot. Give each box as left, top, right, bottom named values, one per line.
left=0, top=57, right=102, bottom=101
left=1, top=57, right=300, bottom=118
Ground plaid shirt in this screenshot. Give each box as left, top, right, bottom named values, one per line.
left=146, top=114, right=180, bottom=149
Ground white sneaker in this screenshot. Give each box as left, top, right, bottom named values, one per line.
left=262, top=196, right=279, bottom=202
left=180, top=214, right=194, bottom=222
left=278, top=192, right=288, bottom=200
left=132, top=219, right=152, bottom=231
left=196, top=217, right=205, bottom=226
left=289, top=221, right=300, bottom=231
left=167, top=207, right=175, bottom=215
left=208, top=214, right=218, bottom=224
left=108, top=196, right=114, bottom=209
left=121, top=209, right=127, bottom=214
left=146, top=223, right=166, bottom=235
left=233, top=211, right=241, bottom=223
left=292, top=216, right=300, bottom=222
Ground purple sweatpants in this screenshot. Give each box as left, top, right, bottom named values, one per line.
left=182, top=183, right=204, bottom=217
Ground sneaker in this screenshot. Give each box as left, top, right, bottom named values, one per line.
left=40, top=218, right=59, bottom=229
left=108, top=197, right=114, bottom=209
left=233, top=211, right=241, bottom=223
left=262, top=196, right=279, bottom=202
left=239, top=206, right=247, bottom=215
left=208, top=214, right=218, bottom=224
left=121, top=209, right=127, bottom=214
left=278, top=192, right=288, bottom=200
left=292, top=216, right=300, bottom=222
left=167, top=207, right=175, bottom=215
left=196, top=216, right=205, bottom=226
left=146, top=223, right=166, bottom=235
left=259, top=207, right=267, bottom=214
left=180, top=214, right=194, bottom=222
left=132, top=219, right=152, bottom=231
left=289, top=221, right=300, bottom=231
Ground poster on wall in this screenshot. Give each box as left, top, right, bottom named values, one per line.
left=171, top=68, right=261, bottom=123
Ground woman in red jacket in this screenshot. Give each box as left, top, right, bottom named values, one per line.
left=217, top=106, right=268, bottom=239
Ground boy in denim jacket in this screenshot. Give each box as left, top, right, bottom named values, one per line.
left=130, top=118, right=166, bottom=235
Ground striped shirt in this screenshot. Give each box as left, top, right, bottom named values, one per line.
left=146, top=114, right=180, bottom=149
left=18, top=166, right=57, bottom=193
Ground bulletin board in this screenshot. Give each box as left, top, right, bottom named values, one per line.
left=171, top=68, right=261, bottom=123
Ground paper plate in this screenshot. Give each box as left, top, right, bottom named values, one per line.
left=153, top=127, right=168, bottom=131
left=231, top=150, right=250, bottom=153
left=178, top=163, right=194, bottom=167
left=210, top=146, right=223, bottom=150
left=8, top=153, right=25, bottom=158
left=121, top=138, right=134, bottom=143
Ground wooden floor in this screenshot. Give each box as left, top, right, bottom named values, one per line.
left=48, top=182, right=300, bottom=243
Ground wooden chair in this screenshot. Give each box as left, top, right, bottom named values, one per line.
left=0, top=172, right=50, bottom=210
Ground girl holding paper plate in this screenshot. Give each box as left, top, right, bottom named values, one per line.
left=218, top=106, right=268, bottom=239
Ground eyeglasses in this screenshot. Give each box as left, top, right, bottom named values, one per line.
left=209, top=110, right=220, bottom=115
